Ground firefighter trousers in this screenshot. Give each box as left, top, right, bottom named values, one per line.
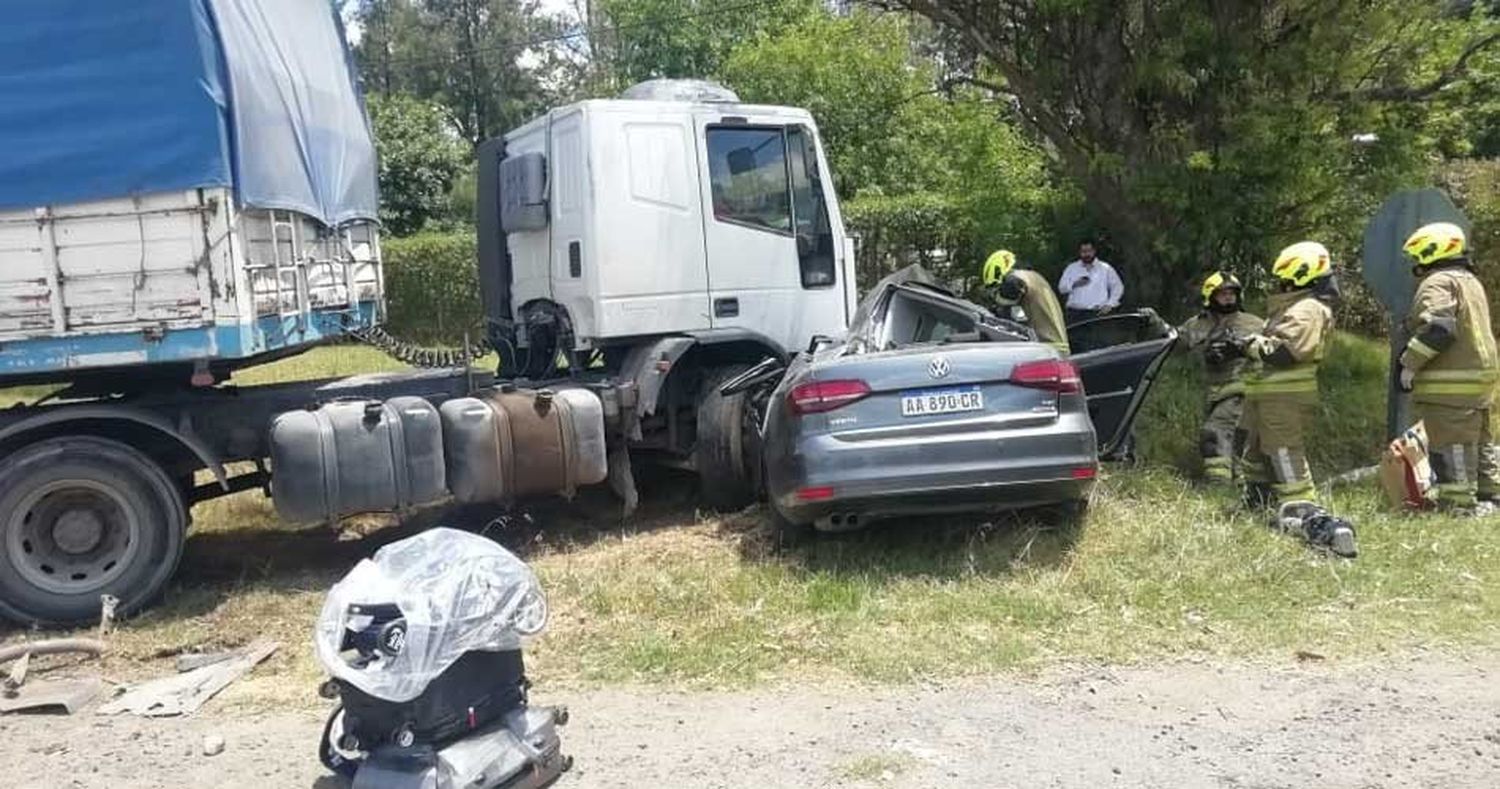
left=1414, top=402, right=1500, bottom=508
left=1200, top=394, right=1244, bottom=483
left=1241, top=394, right=1317, bottom=506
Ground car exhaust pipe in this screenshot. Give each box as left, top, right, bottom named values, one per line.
left=816, top=512, right=862, bottom=532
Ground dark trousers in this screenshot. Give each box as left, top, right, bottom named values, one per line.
left=1066, top=307, right=1102, bottom=325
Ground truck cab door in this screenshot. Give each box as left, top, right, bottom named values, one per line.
left=1067, top=312, right=1178, bottom=458
left=695, top=117, right=851, bottom=355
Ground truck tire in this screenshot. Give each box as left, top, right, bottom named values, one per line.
left=695, top=365, right=759, bottom=511
left=0, top=436, right=187, bottom=626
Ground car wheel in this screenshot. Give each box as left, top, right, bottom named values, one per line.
left=0, top=437, right=187, bottom=626
left=696, top=365, right=759, bottom=511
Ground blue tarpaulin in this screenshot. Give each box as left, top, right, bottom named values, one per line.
left=0, top=0, right=377, bottom=227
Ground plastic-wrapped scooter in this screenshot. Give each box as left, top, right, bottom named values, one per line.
left=314, top=528, right=571, bottom=788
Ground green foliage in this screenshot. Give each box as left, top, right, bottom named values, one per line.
left=721, top=11, right=1070, bottom=289
left=1440, top=159, right=1500, bottom=309
left=590, top=0, right=820, bottom=90
left=367, top=93, right=470, bottom=236
left=896, top=0, right=1500, bottom=311
left=353, top=0, right=561, bottom=144
left=381, top=231, right=481, bottom=343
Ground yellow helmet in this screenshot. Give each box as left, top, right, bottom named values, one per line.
left=1199, top=270, right=1242, bottom=307
left=1271, top=241, right=1332, bottom=288
left=982, top=250, right=1017, bottom=285
left=1403, top=222, right=1467, bottom=267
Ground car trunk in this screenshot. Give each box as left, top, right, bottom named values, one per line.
left=797, top=343, right=1069, bottom=442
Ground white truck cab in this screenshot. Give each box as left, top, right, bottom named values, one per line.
left=474, top=80, right=858, bottom=511
left=487, top=82, right=857, bottom=363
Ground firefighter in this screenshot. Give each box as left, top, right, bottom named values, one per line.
left=982, top=250, right=1069, bottom=354
left=1397, top=222, right=1500, bottom=514
left=1225, top=241, right=1356, bottom=557
left=1180, top=271, right=1264, bottom=484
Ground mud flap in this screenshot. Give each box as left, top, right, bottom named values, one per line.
left=607, top=446, right=639, bottom=519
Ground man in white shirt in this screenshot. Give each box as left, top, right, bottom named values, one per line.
left=1057, top=241, right=1125, bottom=324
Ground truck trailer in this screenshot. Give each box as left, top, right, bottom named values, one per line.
left=0, top=6, right=857, bottom=624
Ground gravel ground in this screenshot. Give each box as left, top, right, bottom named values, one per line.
left=5, top=653, right=1500, bottom=788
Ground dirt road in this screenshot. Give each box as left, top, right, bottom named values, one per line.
left=5, top=653, right=1499, bottom=788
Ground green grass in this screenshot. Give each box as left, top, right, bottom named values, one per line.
left=5, top=337, right=1498, bottom=707
left=835, top=753, right=912, bottom=782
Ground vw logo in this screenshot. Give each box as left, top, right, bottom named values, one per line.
left=928, top=355, right=951, bottom=379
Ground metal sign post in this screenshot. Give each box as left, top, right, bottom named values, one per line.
left=1361, top=189, right=1471, bottom=440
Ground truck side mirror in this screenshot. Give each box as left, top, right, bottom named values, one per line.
left=727, top=148, right=757, bottom=176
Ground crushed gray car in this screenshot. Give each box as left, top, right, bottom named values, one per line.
left=724, top=266, right=1176, bottom=533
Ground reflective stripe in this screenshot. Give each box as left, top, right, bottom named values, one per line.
left=1245, top=366, right=1317, bottom=396
left=1453, top=444, right=1469, bottom=483
left=1271, top=481, right=1317, bottom=502
left=1414, top=382, right=1495, bottom=396
left=1414, top=369, right=1500, bottom=382
left=1275, top=447, right=1299, bottom=484
left=1048, top=341, right=1070, bottom=353
left=1406, top=338, right=1441, bottom=361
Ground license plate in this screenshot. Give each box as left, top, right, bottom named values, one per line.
left=901, top=385, right=984, bottom=417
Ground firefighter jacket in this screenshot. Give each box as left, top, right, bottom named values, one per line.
left=1017, top=269, right=1069, bottom=354
left=1399, top=263, right=1499, bottom=408
left=1242, top=289, right=1333, bottom=399
left=1178, top=310, right=1266, bottom=403
left=991, top=269, right=1070, bottom=355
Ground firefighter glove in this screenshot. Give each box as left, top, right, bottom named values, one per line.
left=1399, top=365, right=1416, bottom=392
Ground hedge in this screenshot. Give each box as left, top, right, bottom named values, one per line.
left=381, top=231, right=481, bottom=345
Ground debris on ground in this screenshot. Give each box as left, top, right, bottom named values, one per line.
left=175, top=651, right=238, bottom=674
left=0, top=625, right=111, bottom=715
left=0, top=678, right=104, bottom=714
left=5, top=651, right=30, bottom=692
left=98, top=640, right=278, bottom=717
left=202, top=734, right=226, bottom=757
left=0, top=638, right=105, bottom=665
left=98, top=594, right=119, bottom=638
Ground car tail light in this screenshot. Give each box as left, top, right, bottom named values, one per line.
left=1071, top=466, right=1098, bottom=480
left=796, top=486, right=835, bottom=502
left=787, top=379, right=871, bottom=415
left=1010, top=359, right=1082, bottom=394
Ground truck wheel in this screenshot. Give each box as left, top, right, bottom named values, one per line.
left=0, top=437, right=187, bottom=626
left=695, top=365, right=760, bottom=511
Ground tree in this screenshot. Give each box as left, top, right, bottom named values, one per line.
left=353, top=0, right=564, bottom=146
left=722, top=11, right=1069, bottom=286
left=886, top=0, right=1500, bottom=305
left=367, top=93, right=470, bottom=235
left=588, top=0, right=822, bottom=92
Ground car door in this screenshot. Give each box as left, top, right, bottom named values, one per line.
left=695, top=117, right=850, bottom=354
left=1066, top=312, right=1179, bottom=458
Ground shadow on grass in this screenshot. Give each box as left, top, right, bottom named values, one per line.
left=164, top=465, right=704, bottom=602
left=722, top=503, right=1088, bottom=581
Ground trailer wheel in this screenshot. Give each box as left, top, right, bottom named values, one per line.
left=0, top=437, right=187, bottom=626
left=695, top=365, right=760, bottom=511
